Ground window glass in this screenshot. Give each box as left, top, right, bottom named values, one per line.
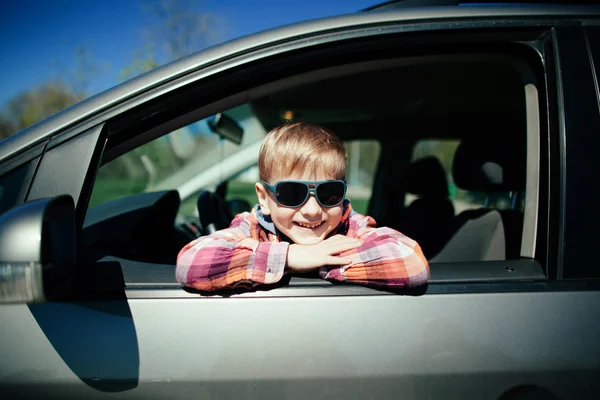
left=89, top=104, right=266, bottom=213
left=90, top=115, right=381, bottom=219
left=409, top=139, right=521, bottom=213
left=344, top=140, right=380, bottom=215
left=224, top=166, right=260, bottom=210
left=82, top=49, right=541, bottom=285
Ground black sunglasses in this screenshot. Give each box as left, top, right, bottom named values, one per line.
left=261, top=180, right=347, bottom=208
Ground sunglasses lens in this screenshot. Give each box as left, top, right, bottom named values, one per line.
left=316, top=181, right=345, bottom=206
left=276, top=182, right=308, bottom=207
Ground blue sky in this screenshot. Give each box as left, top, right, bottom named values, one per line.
left=0, top=0, right=376, bottom=107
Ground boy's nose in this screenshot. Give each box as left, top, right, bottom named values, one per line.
left=300, top=194, right=321, bottom=216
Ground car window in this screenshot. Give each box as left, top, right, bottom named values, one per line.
left=99, top=114, right=381, bottom=219
left=409, top=139, right=523, bottom=213
left=82, top=40, right=544, bottom=286
left=89, top=104, right=266, bottom=210
left=344, top=140, right=380, bottom=215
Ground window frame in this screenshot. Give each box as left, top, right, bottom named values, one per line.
left=0, top=140, right=47, bottom=216
left=51, top=23, right=556, bottom=297
left=554, top=24, right=600, bottom=279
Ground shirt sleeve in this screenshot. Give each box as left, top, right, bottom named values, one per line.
left=176, top=213, right=289, bottom=291
left=319, top=213, right=430, bottom=289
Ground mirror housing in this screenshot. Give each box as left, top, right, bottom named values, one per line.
left=0, top=195, right=76, bottom=304
left=208, top=113, right=244, bottom=145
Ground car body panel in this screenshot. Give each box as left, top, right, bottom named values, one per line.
left=1, top=291, right=599, bottom=399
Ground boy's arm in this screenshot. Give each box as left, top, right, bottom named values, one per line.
left=176, top=213, right=289, bottom=291
left=319, top=214, right=430, bottom=289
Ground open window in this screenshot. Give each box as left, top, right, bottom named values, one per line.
left=81, top=28, right=548, bottom=293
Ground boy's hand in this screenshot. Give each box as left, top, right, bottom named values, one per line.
left=286, top=235, right=364, bottom=272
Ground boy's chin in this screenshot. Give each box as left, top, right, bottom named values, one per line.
left=282, top=224, right=336, bottom=245
left=285, top=228, right=329, bottom=245
left=291, top=236, right=325, bottom=246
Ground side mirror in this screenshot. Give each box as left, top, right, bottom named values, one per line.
left=208, top=113, right=244, bottom=145
left=0, top=195, right=76, bottom=304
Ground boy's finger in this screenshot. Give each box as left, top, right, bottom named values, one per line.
left=327, top=241, right=364, bottom=255
left=327, top=235, right=361, bottom=244
left=327, top=237, right=363, bottom=247
left=326, top=256, right=353, bottom=265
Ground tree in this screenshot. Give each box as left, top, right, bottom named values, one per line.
left=121, top=0, right=226, bottom=80
left=0, top=117, right=16, bottom=140
left=57, top=45, right=109, bottom=99
left=0, top=45, right=107, bottom=140
left=0, top=81, right=81, bottom=138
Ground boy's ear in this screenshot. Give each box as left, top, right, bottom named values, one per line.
left=255, top=182, right=271, bottom=215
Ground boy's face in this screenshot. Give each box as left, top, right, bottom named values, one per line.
left=256, top=171, right=344, bottom=245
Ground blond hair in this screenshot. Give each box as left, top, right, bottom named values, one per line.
left=259, top=122, right=346, bottom=182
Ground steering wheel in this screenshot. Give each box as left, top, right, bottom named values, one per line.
left=197, top=190, right=233, bottom=235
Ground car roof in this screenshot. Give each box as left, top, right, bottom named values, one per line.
left=362, top=0, right=600, bottom=12
left=2, top=4, right=600, bottom=163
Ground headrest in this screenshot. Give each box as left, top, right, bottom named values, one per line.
left=405, top=156, right=449, bottom=197
left=452, top=136, right=526, bottom=193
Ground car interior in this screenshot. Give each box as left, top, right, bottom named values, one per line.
left=79, top=35, right=547, bottom=292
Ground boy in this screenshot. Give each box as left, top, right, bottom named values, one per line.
left=176, top=122, right=429, bottom=292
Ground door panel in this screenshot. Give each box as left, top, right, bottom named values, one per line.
left=1, top=292, right=599, bottom=399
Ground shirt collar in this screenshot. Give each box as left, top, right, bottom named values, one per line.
left=254, top=204, right=277, bottom=234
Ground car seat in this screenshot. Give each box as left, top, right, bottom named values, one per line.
left=395, top=156, right=455, bottom=259
left=197, top=190, right=233, bottom=235
left=430, top=135, right=526, bottom=263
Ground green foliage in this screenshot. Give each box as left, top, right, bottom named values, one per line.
left=345, top=140, right=380, bottom=186
left=0, top=81, right=82, bottom=138
left=0, top=44, right=107, bottom=139
left=88, top=177, right=147, bottom=208
left=1, top=0, right=226, bottom=139
left=0, top=117, right=16, bottom=140
left=411, top=140, right=459, bottom=175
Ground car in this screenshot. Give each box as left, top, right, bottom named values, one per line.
left=1, top=1, right=600, bottom=399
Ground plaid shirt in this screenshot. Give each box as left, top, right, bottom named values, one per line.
left=176, top=202, right=429, bottom=291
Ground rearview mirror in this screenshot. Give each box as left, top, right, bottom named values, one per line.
left=0, top=195, right=76, bottom=304
left=208, top=113, right=244, bottom=145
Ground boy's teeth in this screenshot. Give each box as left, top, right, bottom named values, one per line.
left=297, top=221, right=322, bottom=228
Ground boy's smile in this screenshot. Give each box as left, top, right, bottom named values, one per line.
left=256, top=172, right=344, bottom=245
left=295, top=221, right=324, bottom=229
